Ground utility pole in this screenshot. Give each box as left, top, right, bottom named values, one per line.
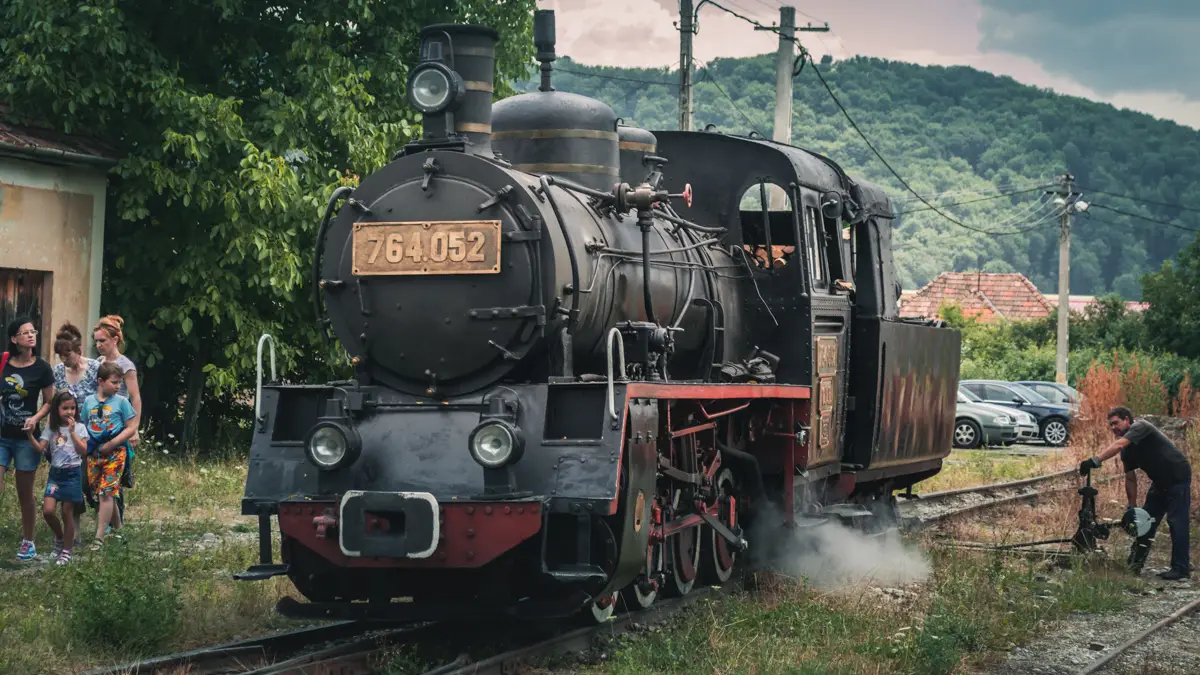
left=1050, top=173, right=1086, bottom=385
left=755, top=7, right=828, bottom=207
left=769, top=7, right=796, bottom=146
left=678, top=0, right=694, bottom=131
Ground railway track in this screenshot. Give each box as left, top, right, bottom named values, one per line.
left=88, top=588, right=720, bottom=675
left=84, top=620, right=435, bottom=675
left=417, top=587, right=720, bottom=675
left=899, top=468, right=1080, bottom=529
left=1075, top=595, right=1200, bottom=674
left=90, top=470, right=1100, bottom=675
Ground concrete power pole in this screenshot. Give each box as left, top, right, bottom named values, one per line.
left=678, top=0, right=694, bottom=131
left=755, top=7, right=828, bottom=207
left=1051, top=173, right=1083, bottom=384
left=769, top=7, right=796, bottom=146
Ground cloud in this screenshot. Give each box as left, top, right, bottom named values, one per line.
left=977, top=1, right=1200, bottom=99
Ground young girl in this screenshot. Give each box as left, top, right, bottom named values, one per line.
left=1, top=317, right=55, bottom=561
left=82, top=362, right=137, bottom=549
left=26, top=391, right=86, bottom=565
left=53, top=322, right=99, bottom=547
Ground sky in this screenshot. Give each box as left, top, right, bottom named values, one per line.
left=537, top=0, right=1200, bottom=130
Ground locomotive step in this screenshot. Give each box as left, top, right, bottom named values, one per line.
left=234, top=563, right=290, bottom=581
left=544, top=564, right=609, bottom=584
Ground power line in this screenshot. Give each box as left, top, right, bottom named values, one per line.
left=805, top=60, right=1045, bottom=236
left=557, top=68, right=679, bottom=88
left=698, top=68, right=767, bottom=138
left=1082, top=187, right=1200, bottom=215
left=892, top=181, right=1048, bottom=203
left=1091, top=203, right=1200, bottom=233
left=698, top=4, right=1046, bottom=237
left=896, top=185, right=1050, bottom=213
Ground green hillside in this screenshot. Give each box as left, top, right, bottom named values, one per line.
left=517, top=55, right=1200, bottom=298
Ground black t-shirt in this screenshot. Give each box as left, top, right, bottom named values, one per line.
left=1, top=357, right=54, bottom=439
left=1120, top=419, right=1192, bottom=486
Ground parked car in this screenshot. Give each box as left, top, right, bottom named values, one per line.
left=953, top=389, right=1040, bottom=448
left=1016, top=381, right=1083, bottom=410
left=959, top=380, right=1074, bottom=446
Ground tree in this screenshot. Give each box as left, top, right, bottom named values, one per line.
left=1142, top=240, right=1200, bottom=359
left=1, top=0, right=535, bottom=446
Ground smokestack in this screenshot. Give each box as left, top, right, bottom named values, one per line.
left=534, top=10, right=556, bottom=92
left=413, top=24, right=498, bottom=154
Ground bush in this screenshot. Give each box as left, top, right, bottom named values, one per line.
left=60, top=539, right=182, bottom=651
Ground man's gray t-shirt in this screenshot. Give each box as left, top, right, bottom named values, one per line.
left=1120, top=419, right=1191, bottom=486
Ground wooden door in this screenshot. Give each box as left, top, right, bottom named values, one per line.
left=0, top=268, right=51, bottom=358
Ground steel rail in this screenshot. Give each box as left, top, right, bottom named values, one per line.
left=900, top=468, right=1083, bottom=530
left=911, top=468, right=1076, bottom=503
left=242, top=623, right=439, bottom=675
left=421, top=588, right=720, bottom=675
left=83, top=621, right=376, bottom=675
left=1075, top=595, right=1200, bottom=674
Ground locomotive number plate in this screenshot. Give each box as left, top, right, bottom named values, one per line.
left=352, top=220, right=502, bottom=276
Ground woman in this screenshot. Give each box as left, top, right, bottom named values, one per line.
left=93, top=315, right=140, bottom=525
left=53, top=323, right=99, bottom=404
left=1, top=317, right=55, bottom=561
left=53, top=323, right=99, bottom=545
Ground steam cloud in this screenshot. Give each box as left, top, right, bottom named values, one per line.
left=750, top=505, right=931, bottom=589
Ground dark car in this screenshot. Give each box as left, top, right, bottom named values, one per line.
left=959, top=380, right=1074, bottom=447
left=1016, top=381, right=1083, bottom=410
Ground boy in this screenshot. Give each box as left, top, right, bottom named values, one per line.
left=82, top=362, right=137, bottom=550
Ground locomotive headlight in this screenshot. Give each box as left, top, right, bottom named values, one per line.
left=469, top=420, right=525, bottom=469
left=407, top=63, right=464, bottom=115
left=305, top=421, right=362, bottom=471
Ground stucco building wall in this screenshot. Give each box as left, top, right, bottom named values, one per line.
left=0, top=157, right=108, bottom=358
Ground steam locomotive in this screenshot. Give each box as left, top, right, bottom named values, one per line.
left=237, top=11, right=960, bottom=622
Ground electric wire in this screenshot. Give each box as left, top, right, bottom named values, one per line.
left=895, top=185, right=1050, bottom=214
left=891, top=181, right=1049, bottom=203
left=556, top=67, right=679, bottom=88
left=1090, top=204, right=1200, bottom=233
left=805, top=60, right=1050, bottom=236
left=696, top=3, right=1054, bottom=237
left=1081, top=187, right=1200, bottom=215
left=697, top=68, right=767, bottom=138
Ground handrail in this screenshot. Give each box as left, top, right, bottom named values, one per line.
left=606, top=327, right=626, bottom=428
left=256, top=333, right=277, bottom=430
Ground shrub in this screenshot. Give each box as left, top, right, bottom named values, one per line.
left=60, top=538, right=182, bottom=651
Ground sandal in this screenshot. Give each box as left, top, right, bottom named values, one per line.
left=89, top=540, right=103, bottom=552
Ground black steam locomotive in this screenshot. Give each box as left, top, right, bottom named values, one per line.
left=237, top=11, right=960, bottom=622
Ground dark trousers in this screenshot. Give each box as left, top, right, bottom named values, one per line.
left=1131, top=481, right=1191, bottom=573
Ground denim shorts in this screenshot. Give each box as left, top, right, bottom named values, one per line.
left=0, top=437, right=40, bottom=472
left=45, top=466, right=84, bottom=504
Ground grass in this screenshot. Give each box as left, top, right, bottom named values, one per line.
left=917, top=447, right=1067, bottom=493
left=551, top=548, right=1141, bottom=675
left=0, top=446, right=305, bottom=675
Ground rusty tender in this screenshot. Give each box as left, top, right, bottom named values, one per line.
left=237, top=10, right=961, bottom=622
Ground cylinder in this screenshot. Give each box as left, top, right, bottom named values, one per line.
left=418, top=24, right=498, bottom=154
left=490, top=91, right=621, bottom=191
left=617, top=125, right=658, bottom=186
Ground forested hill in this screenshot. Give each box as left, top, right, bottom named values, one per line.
left=514, top=55, right=1200, bottom=298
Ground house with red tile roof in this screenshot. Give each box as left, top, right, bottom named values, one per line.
left=899, top=272, right=1056, bottom=322
left=900, top=272, right=1149, bottom=322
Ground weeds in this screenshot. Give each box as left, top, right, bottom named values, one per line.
left=572, top=546, right=1136, bottom=675
left=61, top=538, right=183, bottom=651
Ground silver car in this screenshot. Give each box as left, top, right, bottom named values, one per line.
left=954, top=388, right=1040, bottom=448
